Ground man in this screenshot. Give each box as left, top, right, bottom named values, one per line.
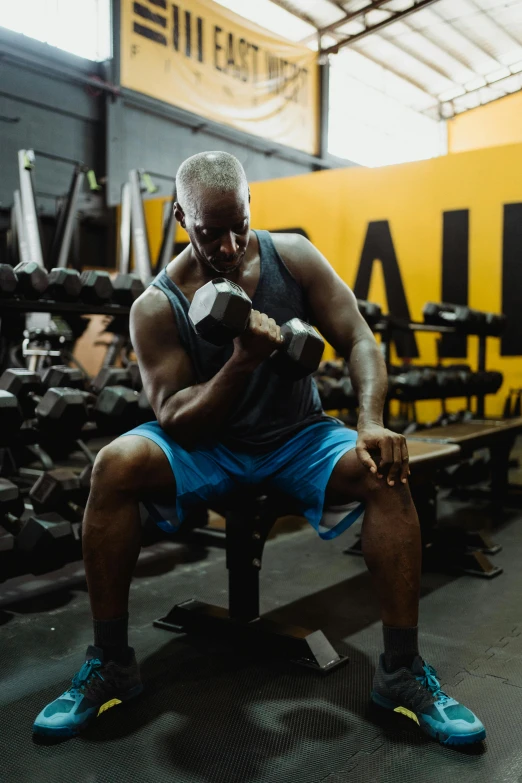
left=34, top=152, right=485, bottom=745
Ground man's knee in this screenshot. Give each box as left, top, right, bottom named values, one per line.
left=91, top=437, right=154, bottom=495
left=357, top=470, right=413, bottom=507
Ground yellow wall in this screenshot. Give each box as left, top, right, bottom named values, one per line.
left=145, top=142, right=522, bottom=420
left=448, top=92, right=522, bottom=154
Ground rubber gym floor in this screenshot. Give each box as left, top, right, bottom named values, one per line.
left=2, top=488, right=522, bottom=783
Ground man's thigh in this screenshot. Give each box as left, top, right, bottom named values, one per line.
left=324, top=448, right=369, bottom=506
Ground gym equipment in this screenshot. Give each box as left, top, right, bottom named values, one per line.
left=79, top=271, right=113, bottom=305
left=357, top=299, right=382, bottom=326
left=13, top=261, right=49, bottom=299
left=0, top=477, right=73, bottom=573
left=189, top=278, right=325, bottom=380
left=91, top=366, right=135, bottom=393
left=423, top=302, right=506, bottom=337
left=46, top=268, right=82, bottom=302
left=41, top=365, right=85, bottom=390
left=112, top=273, right=145, bottom=306
left=93, top=385, right=139, bottom=434
left=154, top=488, right=349, bottom=673
left=29, top=466, right=90, bottom=520
left=0, top=391, right=23, bottom=446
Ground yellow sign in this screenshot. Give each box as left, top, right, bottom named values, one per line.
left=120, top=0, right=319, bottom=155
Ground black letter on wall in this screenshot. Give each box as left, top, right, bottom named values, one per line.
left=353, top=221, right=418, bottom=358
left=439, top=209, right=469, bottom=358
left=502, top=203, right=522, bottom=356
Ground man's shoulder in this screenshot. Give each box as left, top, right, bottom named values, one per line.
left=130, top=282, right=171, bottom=326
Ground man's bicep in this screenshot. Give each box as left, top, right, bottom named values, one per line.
left=130, top=294, right=196, bottom=416
left=297, top=239, right=372, bottom=355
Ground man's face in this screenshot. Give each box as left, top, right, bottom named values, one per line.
left=176, top=188, right=250, bottom=275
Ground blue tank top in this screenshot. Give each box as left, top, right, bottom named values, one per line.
left=152, top=229, right=333, bottom=452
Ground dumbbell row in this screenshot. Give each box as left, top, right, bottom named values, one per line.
left=314, top=362, right=504, bottom=409
left=0, top=262, right=145, bottom=306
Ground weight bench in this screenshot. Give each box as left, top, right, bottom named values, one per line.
left=154, top=487, right=349, bottom=674
left=409, top=417, right=522, bottom=510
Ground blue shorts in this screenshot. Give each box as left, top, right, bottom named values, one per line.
left=122, top=420, right=364, bottom=540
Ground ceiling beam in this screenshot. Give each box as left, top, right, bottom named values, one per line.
left=301, top=1, right=393, bottom=43
left=264, top=0, right=319, bottom=29
left=322, top=0, right=443, bottom=55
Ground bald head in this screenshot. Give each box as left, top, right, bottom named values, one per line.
left=176, top=151, right=248, bottom=216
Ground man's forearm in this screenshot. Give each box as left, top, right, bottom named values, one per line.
left=347, top=336, right=388, bottom=427
left=158, top=354, right=260, bottom=449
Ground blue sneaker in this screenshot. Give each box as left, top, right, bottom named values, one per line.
left=371, top=654, right=486, bottom=746
left=33, top=645, right=143, bottom=738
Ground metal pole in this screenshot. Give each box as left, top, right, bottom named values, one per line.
left=18, top=150, right=45, bottom=268
left=118, top=181, right=132, bottom=274
left=129, top=169, right=153, bottom=283
left=155, top=192, right=177, bottom=274
left=13, top=190, right=31, bottom=266
left=49, top=167, right=85, bottom=268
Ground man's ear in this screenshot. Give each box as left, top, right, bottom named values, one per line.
left=248, top=188, right=251, bottom=204
left=174, top=202, right=185, bottom=227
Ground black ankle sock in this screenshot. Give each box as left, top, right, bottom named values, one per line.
left=383, top=625, right=419, bottom=672
left=93, top=613, right=130, bottom=664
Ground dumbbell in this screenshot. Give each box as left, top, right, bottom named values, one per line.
left=0, top=368, right=89, bottom=428
left=357, top=299, right=382, bottom=327
left=0, top=478, right=74, bottom=573
left=423, top=303, right=486, bottom=334
left=41, top=364, right=85, bottom=390
left=80, top=270, right=113, bottom=305
left=0, top=262, right=49, bottom=300
left=0, top=390, right=23, bottom=446
left=90, top=362, right=142, bottom=393
left=45, top=268, right=82, bottom=302
left=29, top=465, right=91, bottom=521
left=112, top=273, right=145, bottom=306
left=189, top=278, right=324, bottom=381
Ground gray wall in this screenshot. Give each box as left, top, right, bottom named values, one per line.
left=0, top=27, right=105, bottom=216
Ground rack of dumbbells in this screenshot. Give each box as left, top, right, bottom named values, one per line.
left=0, top=150, right=158, bottom=588
left=314, top=300, right=506, bottom=431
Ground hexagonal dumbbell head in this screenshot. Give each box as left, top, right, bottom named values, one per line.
left=112, top=273, right=145, bottom=306
left=41, top=365, right=85, bottom=390
left=94, top=385, right=139, bottom=434
left=0, top=368, right=44, bottom=418
left=79, top=270, right=113, bottom=304
left=47, top=268, right=82, bottom=302
left=91, top=366, right=133, bottom=394
left=270, top=319, right=325, bottom=381
left=13, top=261, right=49, bottom=300
left=188, top=278, right=252, bottom=346
left=0, top=391, right=22, bottom=446
left=35, top=387, right=89, bottom=436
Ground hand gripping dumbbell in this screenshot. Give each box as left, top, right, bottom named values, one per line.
left=188, top=278, right=324, bottom=380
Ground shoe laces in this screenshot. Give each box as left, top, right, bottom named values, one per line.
left=416, top=662, right=450, bottom=705
left=70, top=658, right=105, bottom=696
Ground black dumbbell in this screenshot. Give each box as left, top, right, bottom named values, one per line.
left=189, top=278, right=324, bottom=381
left=29, top=465, right=91, bottom=521
left=357, top=299, right=382, bottom=327
left=0, top=390, right=23, bottom=446
left=0, top=478, right=74, bottom=573
left=13, top=261, right=49, bottom=300
left=80, top=270, right=113, bottom=305
left=112, top=273, right=145, bottom=306
left=91, top=363, right=143, bottom=394
left=0, top=262, right=49, bottom=300
left=93, top=385, right=139, bottom=434
left=423, top=303, right=485, bottom=334
left=0, top=368, right=89, bottom=430
left=46, top=268, right=82, bottom=302
left=41, top=364, right=85, bottom=391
